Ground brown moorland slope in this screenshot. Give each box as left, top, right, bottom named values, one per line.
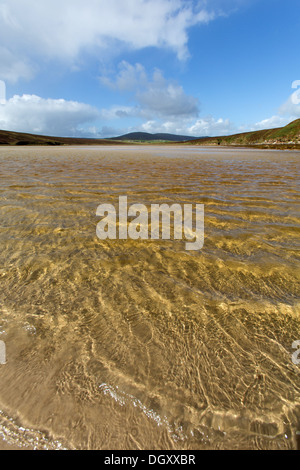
left=0, top=129, right=127, bottom=146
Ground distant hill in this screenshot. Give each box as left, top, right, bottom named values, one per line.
left=186, top=119, right=300, bottom=149
left=109, top=132, right=200, bottom=142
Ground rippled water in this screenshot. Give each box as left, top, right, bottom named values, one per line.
left=0, top=145, right=299, bottom=450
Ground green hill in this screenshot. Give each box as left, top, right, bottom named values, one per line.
left=187, top=119, right=300, bottom=149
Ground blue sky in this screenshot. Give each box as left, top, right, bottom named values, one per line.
left=0, top=0, right=299, bottom=138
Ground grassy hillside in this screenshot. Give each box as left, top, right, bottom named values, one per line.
left=186, top=119, right=300, bottom=149
left=0, top=130, right=127, bottom=146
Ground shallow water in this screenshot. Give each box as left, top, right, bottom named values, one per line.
left=0, top=145, right=299, bottom=450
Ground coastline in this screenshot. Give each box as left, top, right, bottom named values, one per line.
left=0, top=142, right=300, bottom=151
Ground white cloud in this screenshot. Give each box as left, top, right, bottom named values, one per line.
left=187, top=116, right=234, bottom=136
left=138, top=115, right=234, bottom=137
left=0, top=94, right=99, bottom=136
left=139, top=119, right=194, bottom=135
left=250, top=115, right=294, bottom=131
left=278, top=95, right=300, bottom=118
left=100, top=62, right=200, bottom=120
left=0, top=0, right=217, bottom=82
left=100, top=62, right=148, bottom=92
left=99, top=105, right=138, bottom=120
left=137, top=69, right=200, bottom=118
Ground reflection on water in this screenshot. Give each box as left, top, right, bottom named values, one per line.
left=0, top=145, right=299, bottom=450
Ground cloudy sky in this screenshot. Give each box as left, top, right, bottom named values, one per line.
left=0, top=0, right=299, bottom=138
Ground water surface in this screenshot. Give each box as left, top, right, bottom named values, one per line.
left=0, top=145, right=299, bottom=450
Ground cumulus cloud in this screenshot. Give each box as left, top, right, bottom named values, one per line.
left=100, top=62, right=200, bottom=120
left=100, top=62, right=148, bottom=92
left=137, top=70, right=199, bottom=119
left=0, top=0, right=217, bottom=82
left=187, top=116, right=234, bottom=136
left=99, top=105, right=139, bottom=121
left=0, top=94, right=99, bottom=136
left=137, top=115, right=234, bottom=137
left=251, top=115, right=294, bottom=131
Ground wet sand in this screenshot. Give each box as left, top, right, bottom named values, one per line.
left=0, top=145, right=299, bottom=450
left=0, top=437, right=25, bottom=450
